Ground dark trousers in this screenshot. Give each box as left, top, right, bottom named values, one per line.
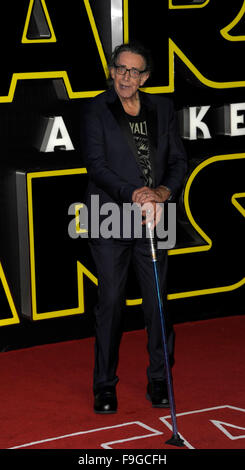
left=89, top=236, right=175, bottom=393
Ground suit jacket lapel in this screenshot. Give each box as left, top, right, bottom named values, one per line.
left=107, top=96, right=140, bottom=162
left=140, top=91, right=158, bottom=187
left=140, top=91, right=158, bottom=148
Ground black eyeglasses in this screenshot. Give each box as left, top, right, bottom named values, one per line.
left=114, top=64, right=147, bottom=79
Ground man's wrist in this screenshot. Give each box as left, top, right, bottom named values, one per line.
left=158, top=185, right=172, bottom=201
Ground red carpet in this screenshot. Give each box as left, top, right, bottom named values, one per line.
left=0, top=315, right=245, bottom=451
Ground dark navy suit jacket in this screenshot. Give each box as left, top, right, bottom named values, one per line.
left=82, top=87, right=187, bottom=206
left=81, top=87, right=187, bottom=238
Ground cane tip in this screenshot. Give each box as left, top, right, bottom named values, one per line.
left=165, top=433, right=185, bottom=447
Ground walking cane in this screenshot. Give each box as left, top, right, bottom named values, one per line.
left=147, top=221, right=184, bottom=447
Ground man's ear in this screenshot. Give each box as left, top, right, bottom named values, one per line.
left=140, top=71, right=150, bottom=87
left=110, top=66, right=115, bottom=80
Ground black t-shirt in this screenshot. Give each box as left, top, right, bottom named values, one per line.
left=126, top=106, right=153, bottom=187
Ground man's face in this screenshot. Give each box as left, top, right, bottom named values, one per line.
left=110, top=51, right=149, bottom=100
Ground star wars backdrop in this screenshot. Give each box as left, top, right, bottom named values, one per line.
left=0, top=0, right=244, bottom=349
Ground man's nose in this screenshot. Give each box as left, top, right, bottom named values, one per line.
left=124, top=70, right=131, bottom=80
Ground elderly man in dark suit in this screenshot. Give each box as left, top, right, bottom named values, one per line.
left=82, top=42, right=187, bottom=414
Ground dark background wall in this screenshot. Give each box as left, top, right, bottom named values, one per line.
left=0, top=0, right=244, bottom=351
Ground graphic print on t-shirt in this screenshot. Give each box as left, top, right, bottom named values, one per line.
left=128, top=115, right=153, bottom=187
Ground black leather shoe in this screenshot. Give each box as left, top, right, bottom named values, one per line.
left=146, top=380, right=170, bottom=408
left=94, top=387, right=117, bottom=414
